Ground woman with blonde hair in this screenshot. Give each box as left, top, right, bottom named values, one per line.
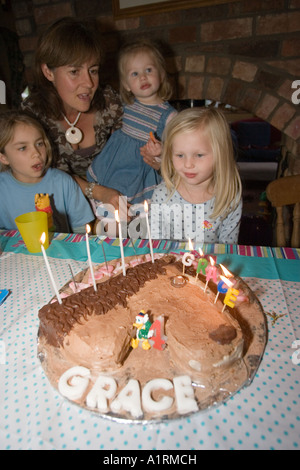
left=150, top=107, right=242, bottom=243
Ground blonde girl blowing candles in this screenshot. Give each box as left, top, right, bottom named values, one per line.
left=150, top=107, right=242, bottom=243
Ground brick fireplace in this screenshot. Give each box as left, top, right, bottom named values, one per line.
left=9, top=0, right=300, bottom=175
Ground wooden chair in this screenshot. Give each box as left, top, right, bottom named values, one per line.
left=266, top=174, right=300, bottom=248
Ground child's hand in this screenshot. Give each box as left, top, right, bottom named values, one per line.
left=140, top=134, right=162, bottom=171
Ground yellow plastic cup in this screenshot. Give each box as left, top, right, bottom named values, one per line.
left=15, top=211, right=49, bottom=253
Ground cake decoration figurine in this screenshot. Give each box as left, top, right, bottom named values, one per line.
left=131, top=310, right=154, bottom=350
left=35, top=193, right=54, bottom=230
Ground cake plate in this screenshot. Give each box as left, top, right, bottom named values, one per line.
left=37, top=255, right=268, bottom=424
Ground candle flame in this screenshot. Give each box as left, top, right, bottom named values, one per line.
left=114, top=209, right=120, bottom=223
left=188, top=238, right=193, bottom=251
left=209, top=256, right=215, bottom=266
left=86, top=224, right=91, bottom=235
left=220, top=275, right=233, bottom=288
left=144, top=200, right=149, bottom=213
left=199, top=248, right=204, bottom=257
left=220, top=264, right=233, bottom=278
left=40, top=232, right=46, bottom=245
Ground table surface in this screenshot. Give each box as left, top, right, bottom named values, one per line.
left=0, top=230, right=299, bottom=451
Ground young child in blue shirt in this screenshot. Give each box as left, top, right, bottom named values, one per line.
left=87, top=39, right=176, bottom=227
left=0, top=111, right=94, bottom=233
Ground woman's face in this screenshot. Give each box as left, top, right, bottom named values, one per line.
left=42, top=58, right=100, bottom=115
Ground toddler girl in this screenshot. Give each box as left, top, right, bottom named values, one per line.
left=150, top=107, right=242, bottom=243
left=87, top=39, right=176, bottom=224
left=0, top=111, right=94, bottom=233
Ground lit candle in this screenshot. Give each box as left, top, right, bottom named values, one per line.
left=85, top=225, right=97, bottom=291
left=196, top=248, right=209, bottom=280
left=144, top=200, right=154, bottom=263
left=182, top=238, right=195, bottom=275
left=220, top=264, right=248, bottom=303
left=204, top=257, right=218, bottom=292
left=220, top=264, right=240, bottom=287
left=40, top=232, right=62, bottom=304
left=214, top=275, right=229, bottom=304
left=115, top=210, right=126, bottom=276
left=222, top=281, right=239, bottom=313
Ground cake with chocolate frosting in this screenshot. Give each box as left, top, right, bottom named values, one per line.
left=38, top=254, right=267, bottom=421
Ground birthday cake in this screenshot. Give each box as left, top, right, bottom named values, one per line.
left=38, top=253, right=267, bottom=422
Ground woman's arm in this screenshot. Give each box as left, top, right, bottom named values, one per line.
left=73, top=175, right=131, bottom=221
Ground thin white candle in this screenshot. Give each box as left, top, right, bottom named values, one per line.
left=40, top=232, right=62, bottom=304
left=144, top=200, right=154, bottom=263
left=85, top=224, right=97, bottom=291
left=115, top=210, right=126, bottom=276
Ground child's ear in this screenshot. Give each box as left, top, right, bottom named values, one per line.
left=121, top=79, right=131, bottom=93
left=0, top=152, right=9, bottom=166
left=41, top=63, right=55, bottom=82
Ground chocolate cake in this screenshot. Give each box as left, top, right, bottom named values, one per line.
left=38, top=254, right=267, bottom=421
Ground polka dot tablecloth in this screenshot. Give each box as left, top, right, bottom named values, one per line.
left=0, top=238, right=299, bottom=450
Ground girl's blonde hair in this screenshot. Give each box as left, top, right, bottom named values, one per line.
left=161, top=107, right=242, bottom=219
left=0, top=111, right=53, bottom=172
left=118, top=39, right=172, bottom=105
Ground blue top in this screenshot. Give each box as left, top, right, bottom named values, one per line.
left=0, top=168, right=94, bottom=232
left=87, top=100, right=176, bottom=205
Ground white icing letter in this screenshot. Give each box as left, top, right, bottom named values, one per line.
left=142, top=378, right=174, bottom=413
left=110, top=379, right=143, bottom=418
left=58, top=366, right=90, bottom=401
left=173, top=375, right=198, bottom=415
left=86, top=375, right=117, bottom=412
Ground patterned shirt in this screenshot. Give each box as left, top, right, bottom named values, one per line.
left=150, top=182, right=242, bottom=244
left=21, top=85, right=123, bottom=179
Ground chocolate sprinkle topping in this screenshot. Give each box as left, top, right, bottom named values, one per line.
left=38, top=255, right=175, bottom=348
